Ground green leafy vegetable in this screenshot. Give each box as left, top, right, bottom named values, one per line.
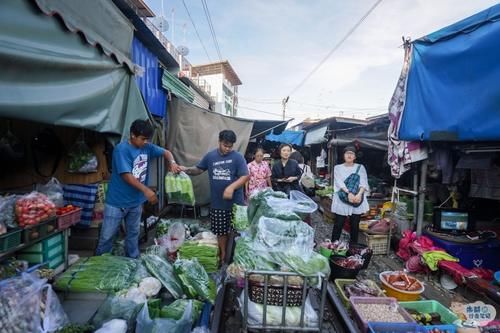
left=160, top=299, right=203, bottom=322
left=174, top=258, right=216, bottom=303
left=142, top=254, right=184, bottom=299
left=165, top=172, right=195, bottom=205
left=232, top=204, right=249, bottom=231
left=178, top=240, right=218, bottom=273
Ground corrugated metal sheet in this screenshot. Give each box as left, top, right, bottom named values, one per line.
left=162, top=70, right=194, bottom=103
left=131, top=37, right=167, bottom=117
left=188, top=86, right=210, bottom=110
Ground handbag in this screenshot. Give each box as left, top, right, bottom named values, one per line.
left=337, top=164, right=363, bottom=207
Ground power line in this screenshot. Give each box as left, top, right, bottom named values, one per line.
left=238, top=105, right=292, bottom=119
left=289, top=101, right=387, bottom=111
left=287, top=0, right=384, bottom=97
left=201, top=0, right=223, bottom=61
left=181, top=0, right=212, bottom=61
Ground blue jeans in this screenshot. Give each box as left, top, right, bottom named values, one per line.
left=96, top=204, right=142, bottom=258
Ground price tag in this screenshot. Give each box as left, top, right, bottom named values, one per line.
left=464, top=301, right=496, bottom=326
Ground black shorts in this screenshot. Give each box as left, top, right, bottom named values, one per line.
left=210, top=208, right=232, bottom=236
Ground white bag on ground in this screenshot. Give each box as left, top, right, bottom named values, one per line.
left=95, top=319, right=128, bottom=333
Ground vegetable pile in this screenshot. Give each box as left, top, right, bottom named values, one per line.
left=160, top=299, right=203, bottom=322
left=142, top=254, right=184, bottom=299
left=320, top=240, right=349, bottom=256
left=174, top=258, right=216, bottom=304
left=232, top=204, right=249, bottom=231
left=15, top=191, right=56, bottom=227
left=165, top=172, right=195, bottom=205
left=54, top=255, right=138, bottom=293
left=178, top=237, right=219, bottom=273
left=405, top=308, right=446, bottom=326
left=381, top=271, right=423, bottom=292
left=56, top=205, right=80, bottom=216
left=316, top=186, right=333, bottom=197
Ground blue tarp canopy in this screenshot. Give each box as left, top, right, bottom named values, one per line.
left=399, top=4, right=500, bottom=141
left=265, top=130, right=305, bottom=146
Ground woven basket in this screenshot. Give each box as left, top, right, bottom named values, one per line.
left=249, top=281, right=306, bottom=306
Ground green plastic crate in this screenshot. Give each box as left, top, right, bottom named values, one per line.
left=399, top=300, right=458, bottom=325
left=0, top=229, right=22, bottom=252
left=18, top=243, right=63, bottom=263
left=24, top=233, right=62, bottom=252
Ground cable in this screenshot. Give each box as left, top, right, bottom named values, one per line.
left=181, top=0, right=212, bottom=62
left=201, top=0, right=223, bottom=61
left=289, top=101, right=387, bottom=111
left=287, top=0, right=384, bottom=97
left=238, top=105, right=292, bottom=118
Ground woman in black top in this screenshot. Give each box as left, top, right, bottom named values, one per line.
left=271, top=143, right=302, bottom=195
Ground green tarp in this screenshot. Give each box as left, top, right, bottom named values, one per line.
left=0, top=0, right=148, bottom=139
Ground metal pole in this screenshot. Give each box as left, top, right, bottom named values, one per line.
left=413, top=169, right=418, bottom=229
left=416, top=159, right=428, bottom=236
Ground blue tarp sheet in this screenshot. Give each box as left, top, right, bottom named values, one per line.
left=266, top=130, right=305, bottom=146
left=131, top=37, right=167, bottom=117
left=399, top=4, right=500, bottom=141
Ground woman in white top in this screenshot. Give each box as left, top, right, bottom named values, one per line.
left=331, top=145, right=369, bottom=243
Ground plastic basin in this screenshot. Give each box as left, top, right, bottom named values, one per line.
left=379, top=271, right=424, bottom=301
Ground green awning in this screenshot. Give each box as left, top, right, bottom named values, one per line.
left=0, top=0, right=148, bottom=140
left=162, top=70, right=194, bottom=103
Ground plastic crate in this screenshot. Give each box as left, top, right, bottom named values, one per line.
left=419, top=324, right=456, bottom=333
left=17, top=233, right=65, bottom=269
left=399, top=300, right=458, bottom=325
left=368, top=322, right=420, bottom=333
left=22, top=223, right=45, bottom=243
left=350, top=297, right=415, bottom=333
left=360, top=232, right=389, bottom=255
left=57, top=208, right=81, bottom=230
left=334, top=279, right=384, bottom=310
left=0, top=228, right=23, bottom=252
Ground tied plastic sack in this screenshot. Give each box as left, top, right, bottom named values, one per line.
left=165, top=172, right=195, bottom=206
left=253, top=217, right=315, bottom=261
left=0, top=273, right=69, bottom=333
left=15, top=191, right=56, bottom=228
left=0, top=194, right=17, bottom=230
left=136, top=299, right=193, bottom=333
left=92, top=295, right=142, bottom=330
left=36, top=177, right=64, bottom=208
left=67, top=134, right=98, bottom=173
left=157, top=221, right=186, bottom=253
left=231, top=204, right=249, bottom=231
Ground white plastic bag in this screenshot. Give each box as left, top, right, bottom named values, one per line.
left=157, top=222, right=186, bottom=253
left=136, top=300, right=193, bottom=333
left=0, top=194, right=17, bottom=229
left=95, top=319, right=128, bottom=333
left=36, top=177, right=64, bottom=207
left=239, top=294, right=318, bottom=327
left=139, top=277, right=162, bottom=297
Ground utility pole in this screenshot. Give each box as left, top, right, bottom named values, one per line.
left=282, top=96, right=289, bottom=120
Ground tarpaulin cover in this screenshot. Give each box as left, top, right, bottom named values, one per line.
left=33, top=0, right=135, bottom=71
left=166, top=98, right=253, bottom=205
left=304, top=124, right=328, bottom=145
left=132, top=37, right=167, bottom=117
left=266, top=130, right=305, bottom=146
left=0, top=0, right=149, bottom=139
left=162, top=70, right=195, bottom=103
left=399, top=4, right=500, bottom=141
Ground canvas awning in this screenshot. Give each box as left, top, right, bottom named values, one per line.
left=328, top=138, right=387, bottom=151
left=33, top=0, right=135, bottom=71
left=304, top=124, right=328, bottom=145
left=0, top=0, right=148, bottom=139
left=398, top=4, right=500, bottom=141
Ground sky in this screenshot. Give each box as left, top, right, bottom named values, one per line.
left=144, top=0, right=499, bottom=124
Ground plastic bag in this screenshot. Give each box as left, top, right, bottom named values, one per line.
left=248, top=188, right=288, bottom=224
left=231, top=204, right=249, bottom=231
left=253, top=217, right=315, bottom=261
left=92, top=295, right=142, bottom=330
left=165, top=172, right=195, bottom=205
left=160, top=299, right=203, bottom=323
left=238, top=294, right=318, bottom=327
left=0, top=273, right=68, bottom=333
left=15, top=191, right=56, bottom=228
left=67, top=135, right=98, bottom=173
left=289, top=190, right=318, bottom=214
left=142, top=254, right=184, bottom=299
left=233, top=237, right=276, bottom=271
left=136, top=300, right=193, bottom=333
left=95, top=319, right=127, bottom=333
left=36, top=177, right=64, bottom=208
left=139, top=277, right=162, bottom=297
left=174, top=258, right=216, bottom=303
left=157, top=221, right=186, bottom=253
left=0, top=194, right=17, bottom=229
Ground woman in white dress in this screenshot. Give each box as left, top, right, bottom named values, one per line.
left=331, top=146, right=369, bottom=243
